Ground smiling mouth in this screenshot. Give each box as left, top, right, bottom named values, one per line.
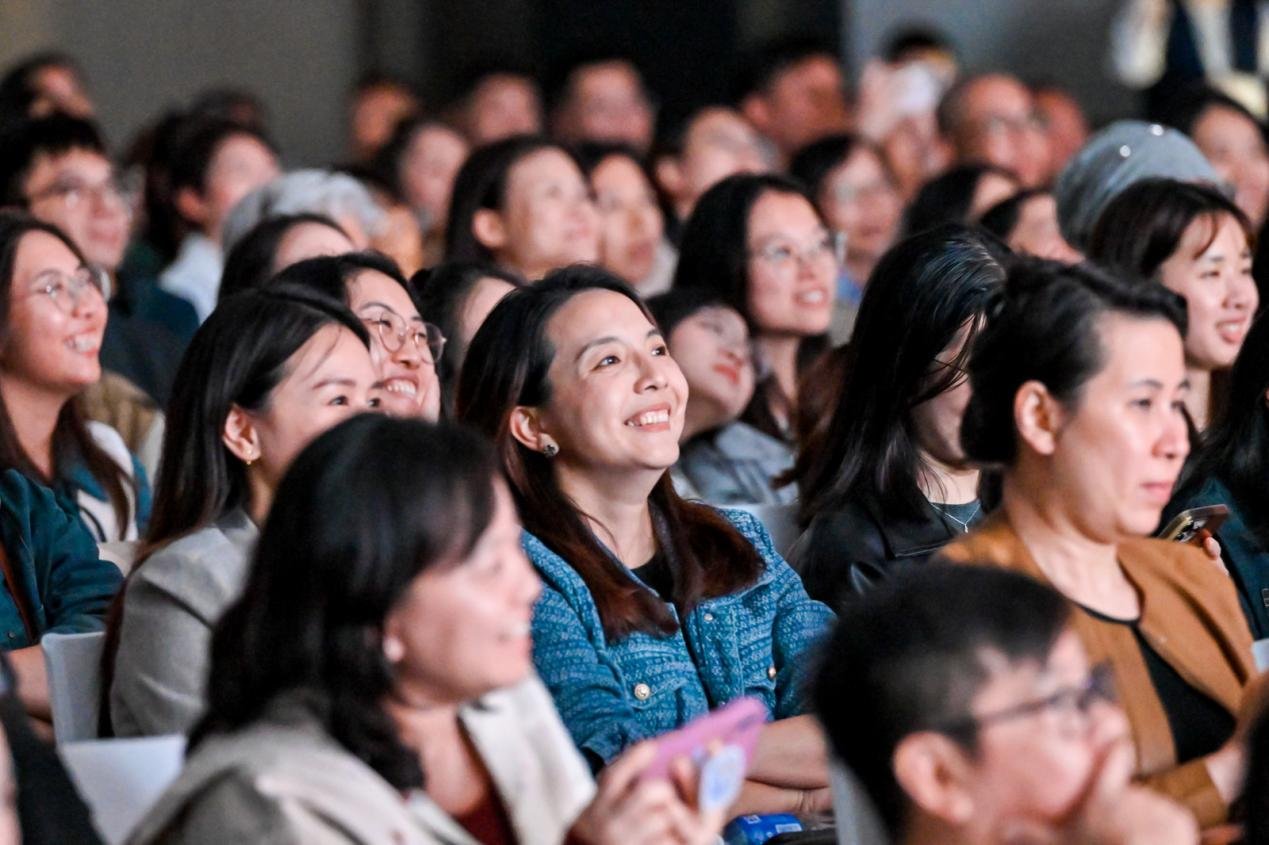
left=381, top=377, right=418, bottom=398
left=65, top=334, right=97, bottom=354
left=625, top=407, right=671, bottom=428
left=1216, top=319, right=1248, bottom=343
left=795, top=289, right=828, bottom=306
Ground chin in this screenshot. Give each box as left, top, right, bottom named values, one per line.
left=381, top=394, right=426, bottom=419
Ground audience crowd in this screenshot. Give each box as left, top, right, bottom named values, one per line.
left=4, top=15, right=1269, bottom=844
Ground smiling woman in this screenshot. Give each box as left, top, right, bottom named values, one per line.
left=457, top=265, right=834, bottom=819
left=0, top=212, right=148, bottom=544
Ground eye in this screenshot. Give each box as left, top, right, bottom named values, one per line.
left=596, top=354, right=620, bottom=368
left=769, top=245, right=795, bottom=262
left=367, top=396, right=382, bottom=409
left=651, top=343, right=669, bottom=357
left=1131, top=398, right=1154, bottom=410
left=329, top=395, right=350, bottom=406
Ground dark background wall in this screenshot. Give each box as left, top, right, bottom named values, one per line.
left=1, top=0, right=1139, bottom=166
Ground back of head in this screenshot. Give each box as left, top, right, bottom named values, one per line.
left=145, top=285, right=368, bottom=550
left=960, top=258, right=1187, bottom=467
left=218, top=212, right=349, bottom=303
left=201, top=415, right=499, bottom=790
left=221, top=169, right=383, bottom=254
left=799, top=224, right=1005, bottom=521
left=0, top=113, right=105, bottom=205
left=1054, top=120, right=1219, bottom=251
left=443, top=134, right=559, bottom=266
left=814, top=564, right=1071, bottom=840
left=903, top=163, right=1010, bottom=236
left=672, top=171, right=811, bottom=320
left=0, top=52, right=83, bottom=122
left=788, top=133, right=862, bottom=197
left=1085, top=178, right=1252, bottom=280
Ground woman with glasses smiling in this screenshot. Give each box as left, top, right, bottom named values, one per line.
left=673, top=174, right=838, bottom=473
left=0, top=212, right=149, bottom=544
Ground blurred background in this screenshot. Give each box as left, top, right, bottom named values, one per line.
left=0, top=0, right=1136, bottom=167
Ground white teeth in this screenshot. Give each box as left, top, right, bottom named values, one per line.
left=384, top=380, right=417, bottom=396
left=796, top=289, right=826, bottom=305
left=625, top=409, right=670, bottom=428
left=65, top=336, right=94, bottom=352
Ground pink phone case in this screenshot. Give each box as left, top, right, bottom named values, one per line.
left=639, top=696, right=766, bottom=782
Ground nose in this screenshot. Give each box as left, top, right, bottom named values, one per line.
left=1157, top=409, right=1190, bottom=463
left=634, top=349, right=668, bottom=392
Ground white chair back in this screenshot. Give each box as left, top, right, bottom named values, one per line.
left=58, top=735, right=186, bottom=844
left=1253, top=638, right=1269, bottom=671
left=729, top=503, right=800, bottom=559
left=831, top=759, right=889, bottom=845
left=42, top=630, right=106, bottom=742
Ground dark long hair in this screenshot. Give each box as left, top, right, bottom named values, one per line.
left=217, top=212, right=351, bottom=304
left=443, top=134, right=573, bottom=270
left=0, top=212, right=134, bottom=532
left=796, top=225, right=1006, bottom=526
left=456, top=265, right=764, bottom=641
left=902, top=164, right=1016, bottom=237
left=196, top=415, right=500, bottom=790
left=672, top=172, right=828, bottom=440
left=1178, top=312, right=1269, bottom=546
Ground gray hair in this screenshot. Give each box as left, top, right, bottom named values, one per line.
left=220, top=169, right=385, bottom=253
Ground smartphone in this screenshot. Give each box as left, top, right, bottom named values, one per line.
left=1158, top=504, right=1230, bottom=544
left=639, top=697, right=765, bottom=785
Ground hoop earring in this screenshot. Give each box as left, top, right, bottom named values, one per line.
left=542, top=443, right=559, bottom=458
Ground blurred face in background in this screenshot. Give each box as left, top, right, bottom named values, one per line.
left=952, top=75, right=1050, bottom=189
left=1191, top=103, right=1269, bottom=228
left=818, top=145, right=901, bottom=282
left=464, top=74, right=543, bottom=145
left=744, top=55, right=851, bottom=156
left=591, top=153, right=664, bottom=287
left=1003, top=193, right=1082, bottom=262
left=1035, top=87, right=1089, bottom=181
left=22, top=148, right=132, bottom=273
left=399, top=124, right=470, bottom=233
left=745, top=190, right=836, bottom=337
left=657, top=107, right=767, bottom=221
left=350, top=81, right=420, bottom=162
left=556, top=61, right=654, bottom=153
left=667, top=304, right=756, bottom=440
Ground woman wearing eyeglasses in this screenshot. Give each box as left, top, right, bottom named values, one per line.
left=671, top=175, right=837, bottom=495
left=0, top=211, right=149, bottom=544
left=263, top=251, right=444, bottom=422
left=940, top=258, right=1257, bottom=830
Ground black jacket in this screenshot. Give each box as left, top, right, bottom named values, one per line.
left=788, top=498, right=966, bottom=612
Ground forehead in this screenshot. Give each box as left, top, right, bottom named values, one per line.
left=1090, top=313, right=1185, bottom=386
left=773, top=55, right=841, bottom=89
left=14, top=229, right=80, bottom=276
left=681, top=304, right=747, bottom=331
left=24, top=147, right=110, bottom=188
left=688, top=108, right=750, bottom=142
left=1178, top=211, right=1246, bottom=256
left=284, top=323, right=372, bottom=385
left=964, top=76, right=1032, bottom=116
left=212, top=132, right=274, bottom=163
left=592, top=154, right=645, bottom=185
left=347, top=268, right=419, bottom=317
left=971, top=630, right=1084, bottom=710
left=574, top=62, right=640, bottom=96
left=1195, top=103, right=1258, bottom=137
left=508, top=148, right=579, bottom=186
left=547, top=288, right=651, bottom=347
left=748, top=190, right=820, bottom=236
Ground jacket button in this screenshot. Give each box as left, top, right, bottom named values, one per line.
left=703, top=612, right=714, bottom=622
left=767, top=665, right=777, bottom=680
left=633, top=683, right=651, bottom=701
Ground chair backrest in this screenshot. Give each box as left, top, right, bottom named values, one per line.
left=1254, top=638, right=1269, bottom=671
left=831, top=759, right=890, bottom=845
left=58, top=735, right=186, bottom=845
left=729, top=503, right=800, bottom=559
left=42, top=630, right=106, bottom=743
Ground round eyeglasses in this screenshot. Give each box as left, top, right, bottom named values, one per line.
left=24, top=265, right=109, bottom=314
left=363, top=310, right=447, bottom=364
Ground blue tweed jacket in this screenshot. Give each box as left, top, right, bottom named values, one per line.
left=525, top=508, right=834, bottom=766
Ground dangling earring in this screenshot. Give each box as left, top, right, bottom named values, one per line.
left=383, top=636, right=405, bottom=664
left=542, top=442, right=559, bottom=458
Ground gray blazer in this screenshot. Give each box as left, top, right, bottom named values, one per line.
left=110, top=510, right=258, bottom=737
left=128, top=676, right=596, bottom=845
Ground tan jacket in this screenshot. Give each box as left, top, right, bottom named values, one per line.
left=939, top=513, right=1256, bottom=828
left=127, top=676, right=595, bottom=845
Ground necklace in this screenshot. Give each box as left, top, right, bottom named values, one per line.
left=933, top=500, right=981, bottom=533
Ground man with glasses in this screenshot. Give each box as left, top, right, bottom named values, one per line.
left=936, top=73, right=1053, bottom=189
left=0, top=113, right=196, bottom=405
left=815, top=565, right=1198, bottom=844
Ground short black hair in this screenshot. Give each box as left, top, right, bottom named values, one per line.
left=218, top=212, right=350, bottom=304
left=903, top=163, right=1015, bottom=237
left=547, top=50, right=646, bottom=112
left=645, top=287, right=733, bottom=338
left=814, top=565, right=1071, bottom=840
left=1159, top=82, right=1265, bottom=139
left=168, top=115, right=276, bottom=196
left=0, top=51, right=82, bottom=122
left=735, top=36, right=840, bottom=103
left=960, top=258, right=1188, bottom=466
left=978, top=188, right=1049, bottom=243
left=882, top=26, right=955, bottom=63
left=0, top=113, right=107, bottom=205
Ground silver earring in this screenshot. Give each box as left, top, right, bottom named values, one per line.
left=542, top=443, right=559, bottom=458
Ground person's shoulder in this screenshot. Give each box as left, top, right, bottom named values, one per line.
left=0, top=468, right=69, bottom=529
left=132, top=517, right=254, bottom=600
left=1120, top=536, right=1235, bottom=598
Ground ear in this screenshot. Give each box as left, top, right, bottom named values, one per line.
left=472, top=208, right=508, bottom=252
left=174, top=186, right=210, bottom=228
left=654, top=155, right=685, bottom=199
left=222, top=404, right=261, bottom=465
left=741, top=94, right=771, bottom=134
left=1013, top=380, right=1065, bottom=457
left=507, top=405, right=551, bottom=454
left=892, top=733, right=977, bottom=827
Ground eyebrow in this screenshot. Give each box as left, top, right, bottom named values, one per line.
left=1128, top=377, right=1190, bottom=391
left=575, top=328, right=662, bottom=362
left=359, top=300, right=424, bottom=322
left=312, top=377, right=359, bottom=390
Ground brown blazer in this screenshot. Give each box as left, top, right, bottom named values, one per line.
left=939, top=513, right=1256, bottom=828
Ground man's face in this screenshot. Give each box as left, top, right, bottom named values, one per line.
left=23, top=148, right=131, bottom=272
left=562, top=61, right=654, bottom=152
left=955, top=75, right=1050, bottom=187
left=761, top=55, right=850, bottom=154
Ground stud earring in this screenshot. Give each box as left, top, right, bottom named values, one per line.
left=542, top=443, right=559, bottom=458
left=383, top=636, right=405, bottom=664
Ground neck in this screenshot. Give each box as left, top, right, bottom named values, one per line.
left=1185, top=365, right=1211, bottom=431
left=1000, top=470, right=1135, bottom=612
left=917, top=452, right=980, bottom=505
left=843, top=254, right=874, bottom=288
left=757, top=333, right=801, bottom=405
left=244, top=470, right=274, bottom=527
left=554, top=462, right=660, bottom=567
left=0, top=373, right=65, bottom=479
left=901, top=815, right=982, bottom=845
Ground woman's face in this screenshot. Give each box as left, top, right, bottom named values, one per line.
left=591, top=154, right=664, bottom=286
left=489, top=148, right=600, bottom=280
left=1035, top=315, right=1190, bottom=541
left=456, top=276, right=517, bottom=351
left=241, top=324, right=380, bottom=493
left=384, top=481, right=541, bottom=704
left=348, top=268, right=441, bottom=421
left=1006, top=194, right=1082, bottom=263
left=2, top=230, right=106, bottom=397
left=532, top=289, right=688, bottom=476
left=820, top=147, right=901, bottom=270
left=667, top=305, right=755, bottom=435
left=272, top=221, right=356, bottom=273
left=1156, top=213, right=1258, bottom=371
left=911, top=326, right=973, bottom=469
left=1192, top=104, right=1269, bottom=227
left=400, top=125, right=470, bottom=229
left=745, top=190, right=836, bottom=337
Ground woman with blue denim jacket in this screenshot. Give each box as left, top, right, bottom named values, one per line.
left=458, top=265, right=835, bottom=818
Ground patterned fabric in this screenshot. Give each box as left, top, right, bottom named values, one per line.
left=526, top=507, right=833, bottom=765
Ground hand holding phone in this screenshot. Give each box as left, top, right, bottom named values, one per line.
left=640, top=697, right=765, bottom=813
left=1158, top=505, right=1229, bottom=544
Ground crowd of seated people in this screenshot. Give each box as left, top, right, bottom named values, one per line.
left=4, top=15, right=1269, bottom=844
